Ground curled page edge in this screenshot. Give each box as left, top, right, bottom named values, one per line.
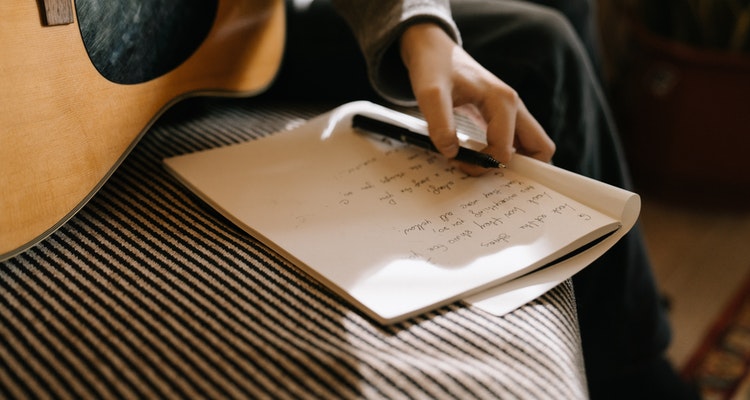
left=298, top=102, right=641, bottom=318
left=464, top=155, right=641, bottom=316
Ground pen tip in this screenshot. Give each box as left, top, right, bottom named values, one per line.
left=488, top=156, right=505, bottom=169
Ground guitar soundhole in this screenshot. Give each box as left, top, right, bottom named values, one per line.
left=76, top=0, right=218, bottom=84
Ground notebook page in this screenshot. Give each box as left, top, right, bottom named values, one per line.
left=164, top=101, right=623, bottom=323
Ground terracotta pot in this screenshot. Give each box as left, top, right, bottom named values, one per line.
left=617, top=25, right=750, bottom=201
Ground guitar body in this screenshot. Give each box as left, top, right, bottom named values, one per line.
left=0, top=0, right=285, bottom=260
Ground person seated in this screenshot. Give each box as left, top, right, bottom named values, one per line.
left=260, top=1, right=699, bottom=398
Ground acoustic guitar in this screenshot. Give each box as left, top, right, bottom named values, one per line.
left=0, top=0, right=285, bottom=261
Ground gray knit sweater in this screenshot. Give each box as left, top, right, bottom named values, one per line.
left=331, top=0, right=460, bottom=105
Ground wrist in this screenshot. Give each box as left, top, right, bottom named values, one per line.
left=400, top=22, right=454, bottom=68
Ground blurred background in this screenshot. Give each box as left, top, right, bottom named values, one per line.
left=595, top=0, right=750, bottom=392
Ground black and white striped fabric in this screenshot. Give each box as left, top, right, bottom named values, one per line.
left=0, top=99, right=587, bottom=399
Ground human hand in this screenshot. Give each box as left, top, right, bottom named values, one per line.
left=399, top=23, right=555, bottom=175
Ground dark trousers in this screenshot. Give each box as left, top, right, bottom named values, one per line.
left=261, top=1, right=696, bottom=398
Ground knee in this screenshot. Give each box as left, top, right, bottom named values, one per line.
left=518, top=6, right=584, bottom=62
left=533, top=0, right=595, bottom=34
left=455, top=1, right=586, bottom=68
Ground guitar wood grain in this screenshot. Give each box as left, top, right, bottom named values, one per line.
left=0, top=0, right=285, bottom=260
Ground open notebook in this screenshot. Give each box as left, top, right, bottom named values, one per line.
left=164, top=101, right=639, bottom=324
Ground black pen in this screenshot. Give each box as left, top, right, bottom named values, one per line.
left=352, top=114, right=505, bottom=169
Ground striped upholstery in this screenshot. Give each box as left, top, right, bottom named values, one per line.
left=0, top=98, right=587, bottom=399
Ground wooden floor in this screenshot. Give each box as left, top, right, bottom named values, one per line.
left=639, top=192, right=750, bottom=369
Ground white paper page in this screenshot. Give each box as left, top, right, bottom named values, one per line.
left=164, top=101, right=625, bottom=323
left=464, top=152, right=640, bottom=316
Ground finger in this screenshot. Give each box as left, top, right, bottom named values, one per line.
left=414, top=85, right=460, bottom=159
left=478, top=88, right=519, bottom=167
left=455, top=106, right=515, bottom=176
left=401, top=23, right=461, bottom=159
left=514, top=101, right=555, bottom=162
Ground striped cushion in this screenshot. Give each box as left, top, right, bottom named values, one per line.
left=0, top=98, right=587, bottom=399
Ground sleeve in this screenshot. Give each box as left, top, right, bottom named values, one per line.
left=331, top=0, right=461, bottom=105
